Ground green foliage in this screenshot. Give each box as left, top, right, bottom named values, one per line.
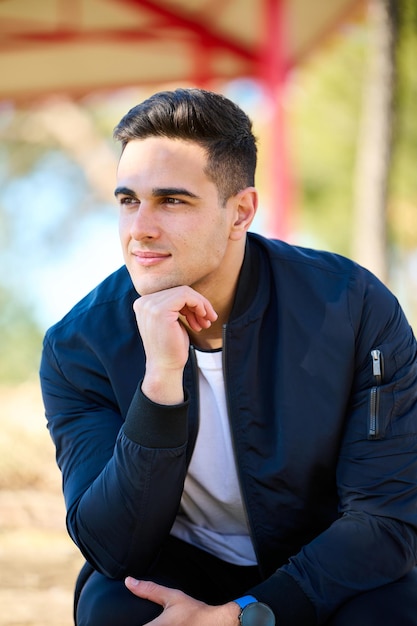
left=0, top=286, right=43, bottom=383
left=0, top=107, right=59, bottom=176
left=288, top=24, right=367, bottom=254
left=289, top=0, right=417, bottom=255
left=389, top=0, right=417, bottom=249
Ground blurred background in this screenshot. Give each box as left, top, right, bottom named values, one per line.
left=0, top=1, right=416, bottom=624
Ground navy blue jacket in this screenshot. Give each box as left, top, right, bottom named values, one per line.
left=40, top=233, right=417, bottom=624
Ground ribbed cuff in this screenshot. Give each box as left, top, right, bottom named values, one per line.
left=123, top=383, right=189, bottom=448
left=249, top=570, right=317, bottom=625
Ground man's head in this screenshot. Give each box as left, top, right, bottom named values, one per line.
left=114, top=89, right=258, bottom=303
left=113, top=88, right=257, bottom=205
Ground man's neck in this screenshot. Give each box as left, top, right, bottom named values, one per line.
left=188, top=322, right=223, bottom=350
left=186, top=274, right=238, bottom=350
left=187, top=238, right=247, bottom=350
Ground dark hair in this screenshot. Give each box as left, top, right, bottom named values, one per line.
left=113, top=88, right=257, bottom=204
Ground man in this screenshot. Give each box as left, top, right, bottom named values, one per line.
left=40, top=88, right=417, bottom=626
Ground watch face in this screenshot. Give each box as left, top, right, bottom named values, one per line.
left=240, top=602, right=275, bottom=626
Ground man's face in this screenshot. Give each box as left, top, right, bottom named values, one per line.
left=116, top=136, right=242, bottom=297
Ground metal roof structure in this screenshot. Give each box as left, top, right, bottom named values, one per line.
left=0, top=0, right=364, bottom=235
left=0, top=0, right=363, bottom=102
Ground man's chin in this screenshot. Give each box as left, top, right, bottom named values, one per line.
left=131, top=277, right=183, bottom=296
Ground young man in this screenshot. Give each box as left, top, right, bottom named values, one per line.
left=40, top=88, right=417, bottom=626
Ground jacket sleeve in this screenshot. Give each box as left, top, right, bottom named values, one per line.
left=250, top=269, right=417, bottom=624
left=40, top=336, right=189, bottom=580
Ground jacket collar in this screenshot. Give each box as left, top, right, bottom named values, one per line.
left=229, top=233, right=271, bottom=325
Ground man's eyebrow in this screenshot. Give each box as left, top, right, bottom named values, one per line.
left=113, top=186, right=201, bottom=199
left=151, top=187, right=201, bottom=199
left=114, top=186, right=136, bottom=198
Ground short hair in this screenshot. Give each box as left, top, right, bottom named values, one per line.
left=113, top=88, right=257, bottom=205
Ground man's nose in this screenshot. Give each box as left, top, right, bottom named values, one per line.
left=130, top=203, right=160, bottom=240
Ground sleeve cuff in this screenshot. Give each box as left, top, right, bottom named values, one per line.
left=123, top=383, right=189, bottom=448
left=249, top=570, right=317, bottom=625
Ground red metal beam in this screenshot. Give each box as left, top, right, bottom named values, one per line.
left=113, top=0, right=257, bottom=62
left=0, top=28, right=167, bottom=47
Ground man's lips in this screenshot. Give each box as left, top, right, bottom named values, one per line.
left=132, top=251, right=171, bottom=267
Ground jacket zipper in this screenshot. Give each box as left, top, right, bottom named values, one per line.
left=369, top=349, right=383, bottom=439
left=222, top=324, right=260, bottom=567
left=187, top=345, right=200, bottom=463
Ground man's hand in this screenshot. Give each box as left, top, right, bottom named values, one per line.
left=125, top=578, right=240, bottom=626
left=133, top=286, right=217, bottom=405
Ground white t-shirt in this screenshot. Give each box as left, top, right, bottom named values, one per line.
left=170, top=348, right=257, bottom=566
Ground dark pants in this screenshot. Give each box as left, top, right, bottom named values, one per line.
left=75, top=536, right=417, bottom=626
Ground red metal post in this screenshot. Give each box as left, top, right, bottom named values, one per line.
left=260, top=0, right=292, bottom=239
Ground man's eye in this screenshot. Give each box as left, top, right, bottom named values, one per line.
left=119, top=197, right=138, bottom=205
left=164, top=197, right=182, bottom=205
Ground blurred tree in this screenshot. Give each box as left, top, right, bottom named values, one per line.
left=289, top=0, right=417, bottom=263
left=288, top=14, right=367, bottom=255
left=0, top=98, right=120, bottom=383
left=0, top=285, right=43, bottom=383
left=352, top=0, right=398, bottom=283
left=389, top=0, right=417, bottom=251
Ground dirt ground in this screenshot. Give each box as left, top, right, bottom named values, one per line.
left=0, top=383, right=84, bottom=626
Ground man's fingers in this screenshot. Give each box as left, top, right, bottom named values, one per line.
left=180, top=307, right=215, bottom=332
left=134, top=286, right=217, bottom=327
left=179, top=299, right=218, bottom=332
left=125, top=578, right=180, bottom=606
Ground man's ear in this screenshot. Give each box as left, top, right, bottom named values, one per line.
left=229, top=187, right=258, bottom=241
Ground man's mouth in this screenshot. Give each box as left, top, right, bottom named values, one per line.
left=132, top=251, right=171, bottom=267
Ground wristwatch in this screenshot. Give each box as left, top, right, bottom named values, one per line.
left=234, top=595, right=275, bottom=625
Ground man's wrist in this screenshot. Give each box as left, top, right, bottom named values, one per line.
left=233, top=595, right=275, bottom=625
left=224, top=600, right=242, bottom=625
left=141, top=368, right=184, bottom=405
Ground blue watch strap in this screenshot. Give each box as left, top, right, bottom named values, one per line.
left=234, top=595, right=258, bottom=610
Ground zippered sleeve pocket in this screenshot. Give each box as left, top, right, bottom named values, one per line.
left=368, top=349, right=384, bottom=439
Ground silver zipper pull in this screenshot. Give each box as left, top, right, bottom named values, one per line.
left=371, top=349, right=382, bottom=379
